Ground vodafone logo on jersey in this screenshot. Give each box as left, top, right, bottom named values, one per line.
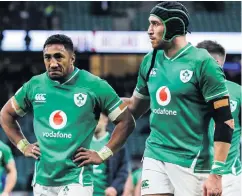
left=49, top=110, right=67, bottom=130
left=156, top=86, right=171, bottom=106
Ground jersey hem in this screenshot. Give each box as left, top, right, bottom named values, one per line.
left=34, top=179, right=92, bottom=187
left=144, top=149, right=195, bottom=169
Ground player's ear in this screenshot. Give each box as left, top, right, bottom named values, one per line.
left=71, top=53, right=75, bottom=64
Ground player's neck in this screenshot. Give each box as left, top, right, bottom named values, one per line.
left=54, top=66, right=75, bottom=83
left=164, top=37, right=188, bottom=58
left=94, top=128, right=107, bottom=139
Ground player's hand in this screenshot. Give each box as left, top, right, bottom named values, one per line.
left=203, top=174, right=222, bottom=196
left=105, top=187, right=117, bottom=196
left=73, top=147, right=103, bottom=167
left=23, top=142, right=41, bottom=160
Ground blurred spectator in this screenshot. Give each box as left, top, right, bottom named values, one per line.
left=0, top=2, right=61, bottom=30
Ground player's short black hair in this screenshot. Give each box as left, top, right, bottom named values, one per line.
left=43, top=34, right=74, bottom=52
left=196, top=40, right=225, bottom=57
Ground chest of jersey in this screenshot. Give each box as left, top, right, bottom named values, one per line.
left=30, top=84, right=97, bottom=131
left=148, top=59, right=201, bottom=106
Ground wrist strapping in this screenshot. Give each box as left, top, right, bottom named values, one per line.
left=17, top=139, right=29, bottom=154
left=97, top=146, right=113, bottom=161
left=210, top=161, right=225, bottom=175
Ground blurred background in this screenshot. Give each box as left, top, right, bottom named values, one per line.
left=0, top=1, right=241, bottom=195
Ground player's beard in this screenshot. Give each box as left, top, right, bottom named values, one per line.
left=154, top=39, right=172, bottom=50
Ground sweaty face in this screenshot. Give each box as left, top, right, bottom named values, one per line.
left=148, top=15, right=171, bottom=50
left=43, top=44, right=75, bottom=80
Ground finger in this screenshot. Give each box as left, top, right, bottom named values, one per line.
left=33, top=149, right=41, bottom=156
left=34, top=146, right=41, bottom=152
left=78, top=159, right=91, bottom=167
left=208, top=190, right=212, bottom=196
left=206, top=189, right=210, bottom=196
left=31, top=154, right=39, bottom=160
left=216, top=192, right=222, bottom=196
left=203, top=185, right=207, bottom=196
left=76, top=147, right=87, bottom=152
left=73, top=156, right=89, bottom=162
left=33, top=142, right=39, bottom=146
left=74, top=151, right=89, bottom=158
left=33, top=147, right=41, bottom=154
left=208, top=190, right=215, bottom=196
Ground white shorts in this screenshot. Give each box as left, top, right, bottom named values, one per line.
left=33, top=183, right=93, bottom=196
left=222, top=173, right=241, bottom=196
left=141, top=157, right=208, bottom=196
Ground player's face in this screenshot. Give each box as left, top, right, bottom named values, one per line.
left=43, top=44, right=75, bottom=80
left=148, top=16, right=172, bottom=50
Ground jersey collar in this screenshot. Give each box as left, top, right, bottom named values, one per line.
left=164, top=43, right=193, bottom=61
left=46, top=67, right=79, bottom=86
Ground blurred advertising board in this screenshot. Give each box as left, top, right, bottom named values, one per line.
left=1, top=30, right=241, bottom=54
left=28, top=30, right=94, bottom=52
left=1, top=30, right=27, bottom=51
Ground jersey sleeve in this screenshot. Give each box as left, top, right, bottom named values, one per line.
left=198, top=57, right=228, bottom=102
left=2, top=145, right=14, bottom=166
left=14, top=81, right=32, bottom=117
left=133, top=55, right=151, bottom=100
left=95, top=79, right=127, bottom=122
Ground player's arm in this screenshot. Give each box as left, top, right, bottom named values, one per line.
left=2, top=160, right=17, bottom=195
left=105, top=107, right=135, bottom=154
left=0, top=84, right=40, bottom=159
left=122, top=54, right=151, bottom=120
left=74, top=79, right=135, bottom=166
left=134, top=179, right=142, bottom=196
left=74, top=106, right=135, bottom=166
left=122, top=172, right=134, bottom=196
left=198, top=56, right=234, bottom=175
left=0, top=97, right=27, bottom=148
left=209, top=96, right=234, bottom=170
left=122, top=95, right=150, bottom=120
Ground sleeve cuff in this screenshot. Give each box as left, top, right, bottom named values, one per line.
left=133, top=90, right=150, bottom=100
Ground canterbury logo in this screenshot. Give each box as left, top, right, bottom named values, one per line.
left=35, top=94, right=46, bottom=102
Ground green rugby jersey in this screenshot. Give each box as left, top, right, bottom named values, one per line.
left=134, top=43, right=228, bottom=169
left=224, top=80, right=241, bottom=175
left=90, top=132, right=109, bottom=196
left=14, top=67, right=124, bottom=186
left=204, top=80, right=241, bottom=175
left=0, top=141, right=14, bottom=192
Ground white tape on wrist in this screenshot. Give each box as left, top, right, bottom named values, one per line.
left=17, top=139, right=30, bottom=154
left=97, top=146, right=113, bottom=161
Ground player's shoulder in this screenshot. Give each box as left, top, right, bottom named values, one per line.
left=191, top=47, right=219, bottom=70
left=192, top=47, right=214, bottom=62
left=79, top=69, right=102, bottom=82
left=26, top=73, right=46, bottom=85
left=226, top=80, right=241, bottom=91
left=143, top=51, right=153, bottom=60
left=142, top=50, right=163, bottom=63
left=79, top=69, right=107, bottom=87
left=140, top=50, right=163, bottom=74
